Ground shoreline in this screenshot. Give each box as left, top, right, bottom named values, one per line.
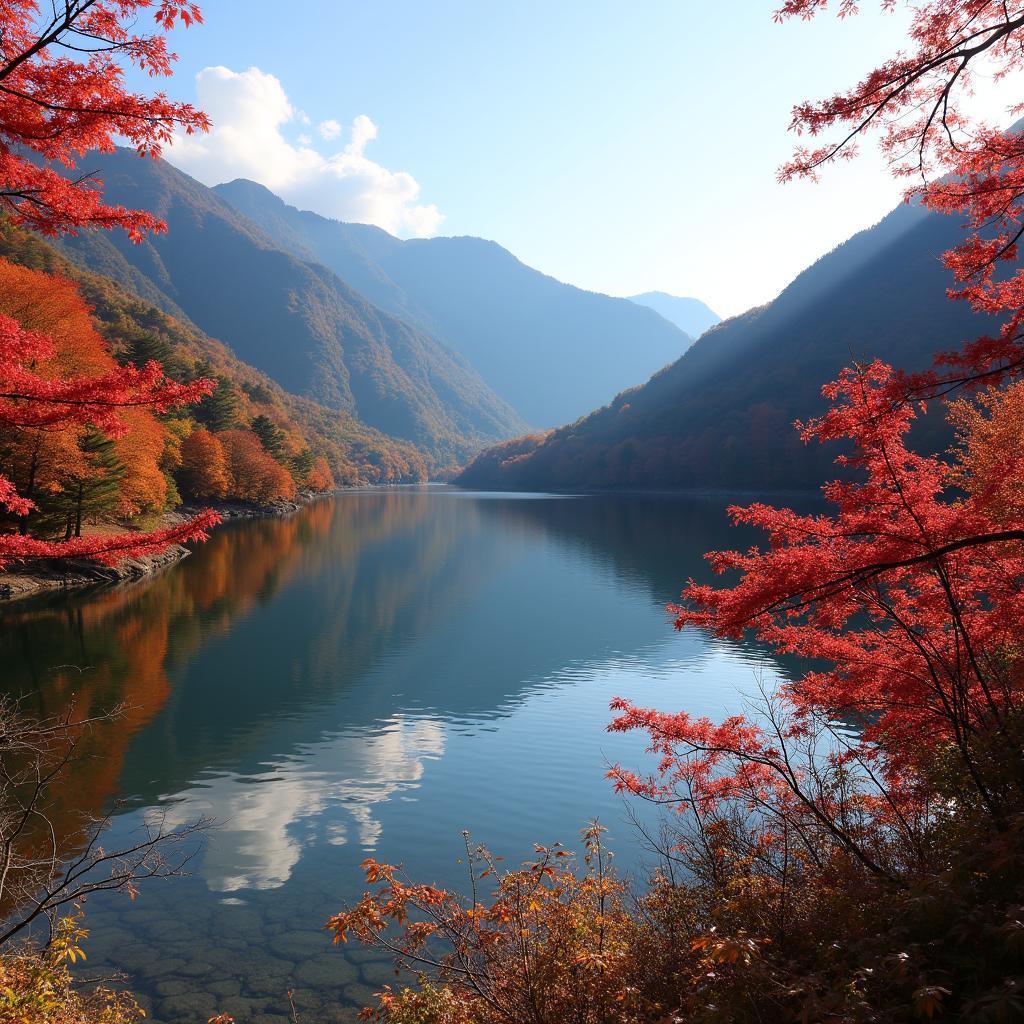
left=0, top=491, right=323, bottom=606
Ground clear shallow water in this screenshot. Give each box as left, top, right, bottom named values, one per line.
left=0, top=487, right=795, bottom=1023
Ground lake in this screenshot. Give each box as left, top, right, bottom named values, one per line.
left=0, top=487, right=794, bottom=1023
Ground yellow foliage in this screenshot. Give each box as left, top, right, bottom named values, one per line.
left=0, top=915, right=142, bottom=1024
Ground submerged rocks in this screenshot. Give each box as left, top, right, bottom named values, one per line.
left=294, top=952, right=359, bottom=988
left=269, top=929, right=333, bottom=959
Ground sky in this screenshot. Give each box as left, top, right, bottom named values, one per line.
left=147, top=1, right=1018, bottom=318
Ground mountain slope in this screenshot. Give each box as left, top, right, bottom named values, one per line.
left=0, top=219, right=431, bottom=485
left=457, top=199, right=1000, bottom=492
left=627, top=292, right=721, bottom=339
left=52, top=150, right=525, bottom=466
left=214, top=179, right=696, bottom=428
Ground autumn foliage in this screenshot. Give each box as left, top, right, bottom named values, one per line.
left=0, top=0, right=226, bottom=570
left=328, top=827, right=643, bottom=1024
left=219, top=429, right=297, bottom=504
left=0, top=257, right=219, bottom=565
left=0, top=0, right=208, bottom=239
left=331, top=5, right=1024, bottom=1023
left=177, top=426, right=229, bottom=500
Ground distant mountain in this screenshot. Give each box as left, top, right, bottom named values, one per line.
left=627, top=292, right=721, bottom=339
left=51, top=150, right=525, bottom=467
left=457, top=199, right=1001, bottom=492
left=215, top=179, right=695, bottom=428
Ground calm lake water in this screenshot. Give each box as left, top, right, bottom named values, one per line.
left=0, top=487, right=795, bottom=1023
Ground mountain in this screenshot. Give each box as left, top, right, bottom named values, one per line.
left=627, top=292, right=721, bottom=339
left=457, top=199, right=1001, bottom=492
left=50, top=150, right=525, bottom=467
left=214, top=179, right=696, bottom=428
left=0, top=219, right=431, bottom=485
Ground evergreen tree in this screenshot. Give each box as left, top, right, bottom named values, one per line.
left=66, top=429, right=126, bottom=539
left=251, top=414, right=287, bottom=462
left=291, top=447, right=315, bottom=481
left=126, top=329, right=173, bottom=369
left=195, top=376, right=240, bottom=432
left=242, top=380, right=274, bottom=404
left=31, top=429, right=127, bottom=539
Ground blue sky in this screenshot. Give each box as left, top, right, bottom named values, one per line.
left=150, top=2, right=1013, bottom=317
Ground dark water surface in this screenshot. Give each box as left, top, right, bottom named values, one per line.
left=0, top=487, right=792, bottom=1023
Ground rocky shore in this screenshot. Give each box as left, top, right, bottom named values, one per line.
left=0, top=491, right=324, bottom=605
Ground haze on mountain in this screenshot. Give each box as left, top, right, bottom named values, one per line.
left=213, top=179, right=696, bottom=429
left=627, top=292, right=721, bottom=340
left=458, top=197, right=1002, bottom=492
left=51, top=149, right=526, bottom=468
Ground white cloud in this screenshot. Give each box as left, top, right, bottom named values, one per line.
left=166, top=66, right=443, bottom=238
left=318, top=118, right=342, bottom=140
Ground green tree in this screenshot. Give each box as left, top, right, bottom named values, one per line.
left=291, top=447, right=315, bottom=481
left=251, top=414, right=287, bottom=462
left=194, top=375, right=240, bottom=432
left=30, top=429, right=128, bottom=540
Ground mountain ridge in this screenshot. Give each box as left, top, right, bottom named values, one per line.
left=457, top=198, right=1001, bottom=492
left=214, top=178, right=697, bottom=428
left=51, top=150, right=526, bottom=467
left=627, top=292, right=721, bottom=339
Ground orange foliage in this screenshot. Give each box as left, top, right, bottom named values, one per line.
left=0, top=258, right=175, bottom=526
left=220, top=429, right=296, bottom=503
left=951, top=381, right=1024, bottom=521
left=178, top=427, right=229, bottom=500
left=329, top=827, right=639, bottom=1024
left=306, top=455, right=335, bottom=492
left=116, top=409, right=170, bottom=515
left=0, top=258, right=111, bottom=378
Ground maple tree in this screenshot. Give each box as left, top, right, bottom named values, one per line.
left=606, top=0, right=1024, bottom=842
left=0, top=0, right=208, bottom=239
left=0, top=265, right=216, bottom=566
left=332, top=6, right=1024, bottom=1023
left=0, top=3, right=218, bottom=568
left=305, top=454, right=335, bottom=492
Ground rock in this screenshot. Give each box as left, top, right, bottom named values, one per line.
left=139, top=957, right=188, bottom=978
left=207, top=978, right=243, bottom=998
left=209, top=904, right=264, bottom=935
left=157, top=991, right=218, bottom=1019
left=177, top=960, right=215, bottom=977
left=343, top=982, right=381, bottom=1011
left=294, top=952, right=359, bottom=988
left=361, top=960, right=402, bottom=986
left=241, top=956, right=299, bottom=997
left=268, top=929, right=333, bottom=960
left=343, top=945, right=394, bottom=965
left=108, top=943, right=160, bottom=971
left=217, top=995, right=267, bottom=1019
left=154, top=979, right=191, bottom=998
left=137, top=920, right=195, bottom=944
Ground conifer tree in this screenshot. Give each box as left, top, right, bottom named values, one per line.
left=251, top=414, right=287, bottom=462
left=194, top=376, right=240, bottom=433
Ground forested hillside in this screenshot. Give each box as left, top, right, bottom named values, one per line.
left=52, top=150, right=525, bottom=466
left=0, top=219, right=431, bottom=508
left=214, top=179, right=695, bottom=428
left=458, top=198, right=1000, bottom=491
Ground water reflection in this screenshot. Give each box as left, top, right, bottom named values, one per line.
left=0, top=488, right=799, bottom=1023
left=157, top=716, right=446, bottom=892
